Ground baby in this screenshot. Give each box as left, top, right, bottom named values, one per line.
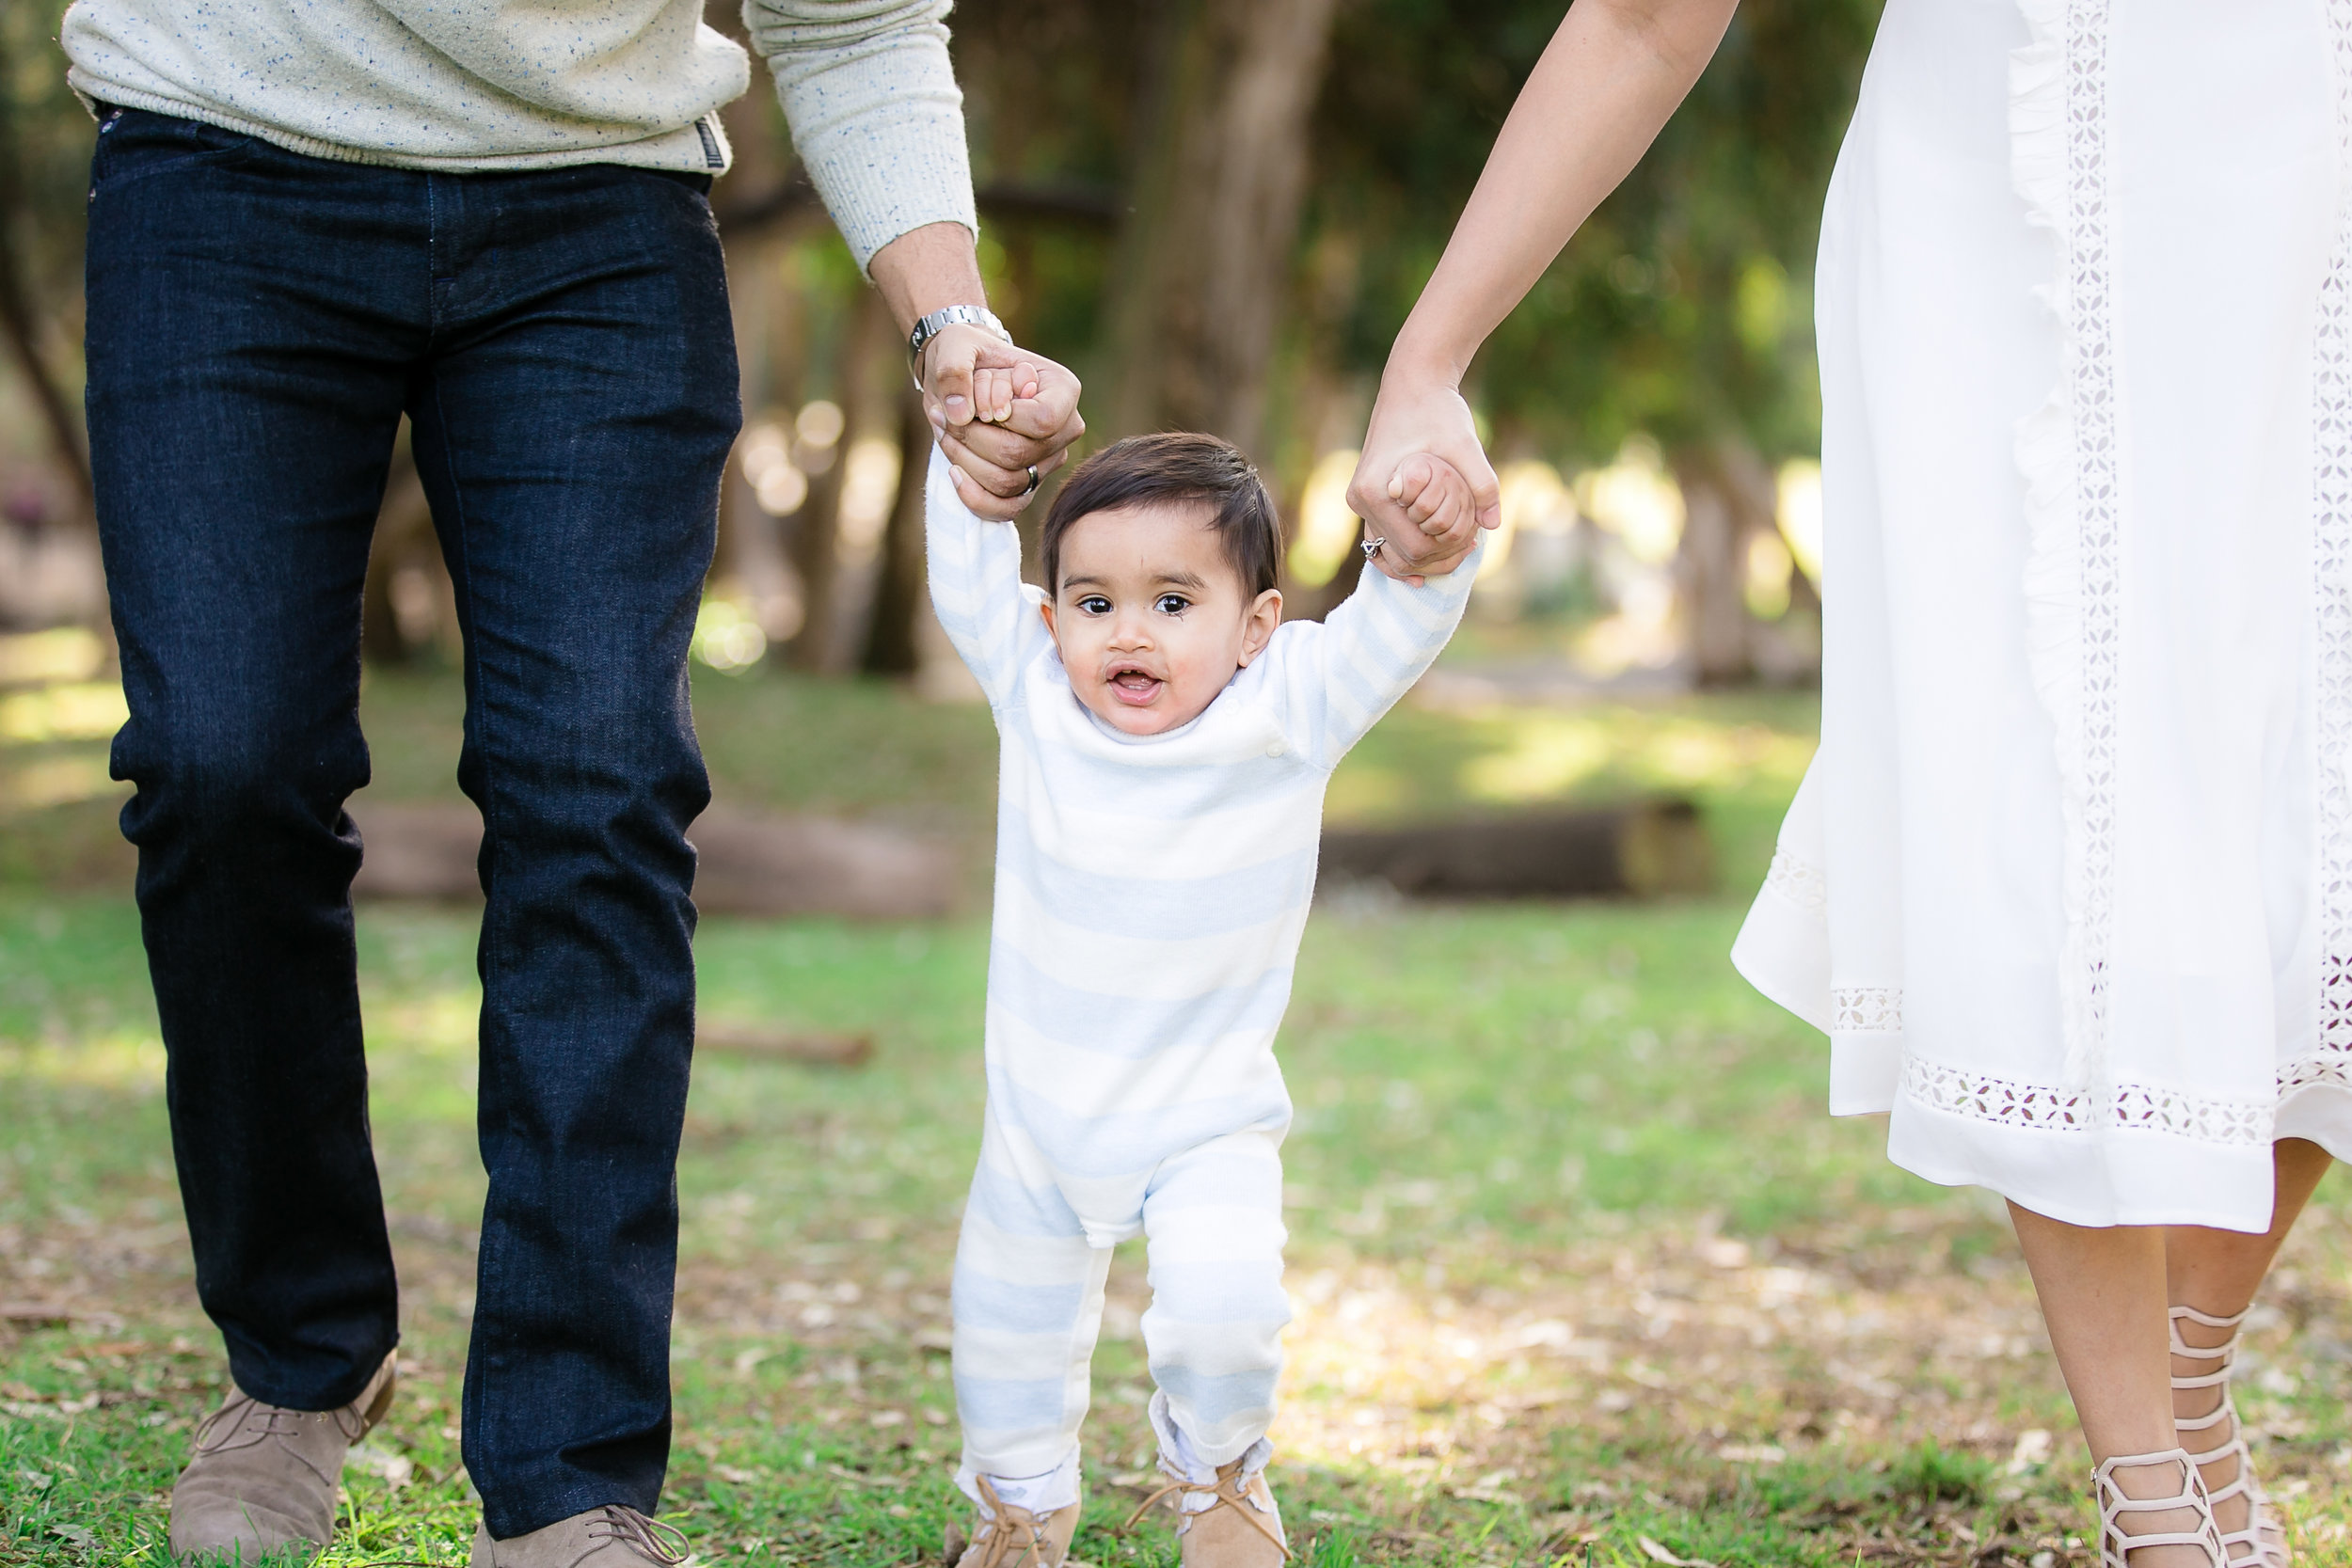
left=927, top=429, right=1480, bottom=1568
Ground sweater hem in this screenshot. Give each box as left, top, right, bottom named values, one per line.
left=68, top=74, right=734, bottom=177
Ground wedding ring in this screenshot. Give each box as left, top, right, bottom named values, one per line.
left=1361, top=535, right=1387, bottom=562
left=1023, top=465, right=1041, bottom=496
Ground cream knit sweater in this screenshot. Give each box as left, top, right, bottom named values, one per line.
left=59, top=0, right=974, bottom=269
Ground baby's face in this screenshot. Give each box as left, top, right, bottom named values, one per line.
left=1042, top=503, right=1282, bottom=736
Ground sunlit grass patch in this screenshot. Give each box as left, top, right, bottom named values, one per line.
left=10, top=676, right=2352, bottom=1564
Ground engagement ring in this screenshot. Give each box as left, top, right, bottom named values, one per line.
left=1361, top=535, right=1387, bottom=562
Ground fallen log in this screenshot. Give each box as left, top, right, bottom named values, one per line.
left=0, top=1304, right=73, bottom=1327
left=695, top=1023, right=875, bottom=1068
left=348, top=802, right=956, bottom=919
left=1318, top=797, right=1712, bottom=900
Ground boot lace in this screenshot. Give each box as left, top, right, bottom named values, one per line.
left=961, top=1476, right=1064, bottom=1568
left=584, top=1505, right=692, bottom=1565
left=1124, top=1463, right=1292, bottom=1560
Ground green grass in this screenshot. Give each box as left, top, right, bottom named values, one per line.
left=6, top=662, right=2352, bottom=1565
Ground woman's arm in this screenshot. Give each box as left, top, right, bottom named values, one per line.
left=1351, top=0, right=1740, bottom=578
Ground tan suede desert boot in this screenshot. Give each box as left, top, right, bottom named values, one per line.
left=1127, top=1455, right=1290, bottom=1568
left=168, top=1353, right=396, bottom=1563
left=945, top=1477, right=1082, bottom=1568
left=470, top=1505, right=694, bottom=1568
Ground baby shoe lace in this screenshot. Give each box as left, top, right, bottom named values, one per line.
left=1123, top=1464, right=1292, bottom=1560
left=961, top=1475, right=1062, bottom=1568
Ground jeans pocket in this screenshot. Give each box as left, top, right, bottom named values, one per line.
left=88, top=106, right=262, bottom=201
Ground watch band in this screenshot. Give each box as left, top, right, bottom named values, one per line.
left=908, top=305, right=1012, bottom=389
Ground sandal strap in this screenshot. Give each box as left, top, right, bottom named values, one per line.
left=2191, top=1437, right=2288, bottom=1568
left=2169, top=1304, right=2286, bottom=1565
left=2170, top=1305, right=2248, bottom=1374
left=2093, top=1449, right=2226, bottom=1567
left=2178, top=1392, right=2239, bottom=1434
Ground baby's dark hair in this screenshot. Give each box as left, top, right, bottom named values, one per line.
left=1041, top=433, right=1281, bottom=598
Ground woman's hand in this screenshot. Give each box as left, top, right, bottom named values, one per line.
left=1348, top=367, right=1501, bottom=585
left=1346, top=0, right=1737, bottom=578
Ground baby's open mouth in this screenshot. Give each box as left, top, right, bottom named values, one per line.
left=1106, top=666, right=1164, bottom=705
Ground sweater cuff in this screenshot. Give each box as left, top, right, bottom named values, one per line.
left=765, top=21, right=977, bottom=274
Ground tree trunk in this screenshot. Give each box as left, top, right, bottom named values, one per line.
left=1670, top=436, right=1778, bottom=688
left=0, top=22, right=92, bottom=521
left=789, top=291, right=883, bottom=673
left=361, top=426, right=460, bottom=665
left=1100, top=0, right=1343, bottom=457
left=861, top=388, right=934, bottom=676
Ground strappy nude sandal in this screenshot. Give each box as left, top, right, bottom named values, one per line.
left=2095, top=1449, right=2226, bottom=1567
left=2172, top=1305, right=2292, bottom=1566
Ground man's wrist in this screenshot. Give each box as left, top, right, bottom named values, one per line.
left=909, top=307, right=1011, bottom=390
left=868, top=220, right=989, bottom=337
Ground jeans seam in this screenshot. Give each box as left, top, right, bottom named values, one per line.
left=426, top=382, right=514, bottom=1500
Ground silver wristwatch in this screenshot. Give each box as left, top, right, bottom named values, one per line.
left=908, top=305, right=1012, bottom=389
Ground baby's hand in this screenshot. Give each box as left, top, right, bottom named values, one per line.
left=1386, top=452, right=1477, bottom=546
left=971, top=359, right=1043, bottom=426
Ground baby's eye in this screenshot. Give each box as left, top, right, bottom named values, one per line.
left=1077, top=594, right=1112, bottom=615
left=1154, top=594, right=1191, bottom=615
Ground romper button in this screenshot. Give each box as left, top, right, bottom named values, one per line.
left=1265, top=739, right=1286, bottom=758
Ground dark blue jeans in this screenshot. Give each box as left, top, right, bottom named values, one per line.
left=84, top=107, right=739, bottom=1538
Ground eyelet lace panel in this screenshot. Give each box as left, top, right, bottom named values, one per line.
left=2316, top=0, right=2352, bottom=1065
left=2280, top=1051, right=2352, bottom=1098
left=1903, top=1056, right=2272, bottom=1146
left=2012, top=0, right=2123, bottom=1091
left=1832, top=987, right=1902, bottom=1034
left=1762, top=847, right=1828, bottom=914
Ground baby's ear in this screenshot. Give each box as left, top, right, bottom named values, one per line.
left=1236, top=587, right=1283, bottom=666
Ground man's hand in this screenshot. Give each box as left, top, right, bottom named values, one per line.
left=1345, top=371, right=1499, bottom=585
left=868, top=222, right=1086, bottom=522
left=922, top=328, right=1085, bottom=523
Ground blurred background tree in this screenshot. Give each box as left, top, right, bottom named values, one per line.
left=0, top=0, right=1882, bottom=683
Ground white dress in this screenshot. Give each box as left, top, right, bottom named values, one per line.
left=1734, top=0, right=2352, bottom=1231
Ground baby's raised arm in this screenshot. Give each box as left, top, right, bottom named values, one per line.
left=1289, top=527, right=1483, bottom=768
left=925, top=447, right=1051, bottom=707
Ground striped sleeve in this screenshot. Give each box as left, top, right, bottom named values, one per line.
left=1296, top=540, right=1482, bottom=768
left=924, top=446, right=1048, bottom=708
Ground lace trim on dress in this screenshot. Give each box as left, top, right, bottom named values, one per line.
left=1763, top=847, right=1828, bottom=914
left=2280, top=1052, right=2352, bottom=1097
left=2011, top=0, right=2122, bottom=1090
left=2313, top=0, right=2352, bottom=1066
left=1903, top=1057, right=2272, bottom=1147
left=1832, top=987, right=1902, bottom=1034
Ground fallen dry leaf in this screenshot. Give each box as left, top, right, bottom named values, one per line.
left=1638, top=1534, right=1718, bottom=1568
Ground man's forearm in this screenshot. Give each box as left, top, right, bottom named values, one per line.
left=868, top=220, right=989, bottom=339
left=748, top=0, right=977, bottom=271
